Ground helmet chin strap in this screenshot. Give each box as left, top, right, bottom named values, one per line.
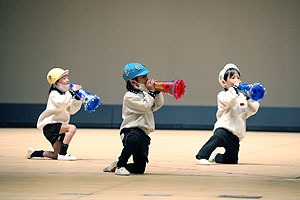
left=56, top=83, right=70, bottom=92
left=134, top=83, right=147, bottom=91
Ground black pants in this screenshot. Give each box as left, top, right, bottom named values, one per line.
left=117, top=128, right=151, bottom=174
left=195, top=128, right=240, bottom=164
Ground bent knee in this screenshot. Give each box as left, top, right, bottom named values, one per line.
left=226, top=157, right=238, bottom=164
left=133, top=164, right=146, bottom=174
left=134, top=169, right=145, bottom=174
left=133, top=158, right=147, bottom=174
left=69, top=125, right=77, bottom=133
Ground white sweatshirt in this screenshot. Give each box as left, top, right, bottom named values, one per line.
left=120, top=85, right=164, bottom=135
left=213, top=87, right=259, bottom=141
left=37, top=89, right=82, bottom=130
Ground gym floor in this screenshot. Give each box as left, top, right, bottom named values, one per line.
left=0, top=128, right=299, bottom=200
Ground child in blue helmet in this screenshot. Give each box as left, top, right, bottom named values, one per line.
left=103, top=63, right=164, bottom=176
left=195, top=63, right=260, bottom=165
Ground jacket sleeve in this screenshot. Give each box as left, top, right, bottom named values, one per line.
left=49, top=91, right=73, bottom=110
left=124, top=92, right=156, bottom=114
left=152, top=92, right=164, bottom=112
left=246, top=99, right=260, bottom=119
left=217, top=87, right=239, bottom=111
left=68, top=99, right=82, bottom=115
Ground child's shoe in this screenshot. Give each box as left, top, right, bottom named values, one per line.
left=103, top=160, right=118, bottom=172
left=115, top=167, right=130, bottom=176
left=57, top=154, right=77, bottom=161
left=196, top=158, right=211, bottom=165
left=27, top=147, right=34, bottom=159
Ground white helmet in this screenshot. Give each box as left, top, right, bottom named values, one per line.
left=218, top=63, right=240, bottom=87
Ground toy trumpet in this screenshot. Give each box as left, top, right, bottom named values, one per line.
left=151, top=80, right=186, bottom=99
left=237, top=83, right=266, bottom=101
left=70, top=82, right=101, bottom=112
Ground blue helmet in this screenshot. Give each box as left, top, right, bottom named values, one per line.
left=123, top=63, right=150, bottom=81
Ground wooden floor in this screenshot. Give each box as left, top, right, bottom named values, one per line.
left=0, top=128, right=299, bottom=200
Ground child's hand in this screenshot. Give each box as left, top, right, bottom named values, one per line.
left=145, top=79, right=155, bottom=92
left=234, top=80, right=241, bottom=87
left=71, top=84, right=82, bottom=91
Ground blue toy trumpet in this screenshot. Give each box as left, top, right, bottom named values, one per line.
left=237, top=83, right=266, bottom=101
left=70, top=82, right=101, bottom=112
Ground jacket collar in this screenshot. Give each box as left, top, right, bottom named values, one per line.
left=49, top=85, right=65, bottom=95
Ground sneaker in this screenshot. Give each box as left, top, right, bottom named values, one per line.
left=57, top=154, right=77, bottom=161
left=115, top=167, right=130, bottom=176
left=103, top=160, right=118, bottom=172
left=196, top=158, right=211, bottom=165
left=27, top=147, right=34, bottom=159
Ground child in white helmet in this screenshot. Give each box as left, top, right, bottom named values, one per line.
left=103, top=63, right=164, bottom=175
left=195, top=63, right=260, bottom=165
left=27, top=68, right=82, bottom=161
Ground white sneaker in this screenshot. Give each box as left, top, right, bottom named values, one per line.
left=115, top=167, right=130, bottom=176
left=57, top=154, right=77, bottom=161
left=27, top=147, right=34, bottom=159
left=196, top=158, right=211, bottom=165
left=103, top=160, right=118, bottom=172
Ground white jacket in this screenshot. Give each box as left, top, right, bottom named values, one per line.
left=213, top=87, right=259, bottom=141
left=37, top=89, right=82, bottom=130
left=120, top=85, right=164, bottom=135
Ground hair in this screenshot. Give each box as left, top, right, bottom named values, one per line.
left=126, top=77, right=139, bottom=92
left=223, top=68, right=241, bottom=81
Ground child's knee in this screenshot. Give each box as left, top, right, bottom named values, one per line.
left=229, top=156, right=239, bottom=164
left=224, top=155, right=238, bottom=164
left=69, top=125, right=77, bottom=133
left=134, top=158, right=147, bottom=174
left=134, top=168, right=146, bottom=174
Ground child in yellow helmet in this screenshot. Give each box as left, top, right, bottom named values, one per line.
left=27, top=68, right=82, bottom=161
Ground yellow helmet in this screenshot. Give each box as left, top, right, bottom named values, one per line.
left=47, top=68, right=69, bottom=85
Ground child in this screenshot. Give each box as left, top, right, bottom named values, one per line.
left=195, top=63, right=260, bottom=165
left=103, top=63, right=164, bottom=176
left=27, top=68, right=82, bottom=161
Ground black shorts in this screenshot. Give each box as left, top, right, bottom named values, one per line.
left=43, top=123, right=65, bottom=146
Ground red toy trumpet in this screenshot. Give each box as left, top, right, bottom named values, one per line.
left=152, top=80, right=186, bottom=99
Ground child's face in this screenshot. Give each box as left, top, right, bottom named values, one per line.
left=136, top=74, right=148, bottom=84
left=134, top=74, right=148, bottom=85
left=56, top=75, right=70, bottom=85
left=130, top=74, right=149, bottom=88
left=224, top=71, right=241, bottom=89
